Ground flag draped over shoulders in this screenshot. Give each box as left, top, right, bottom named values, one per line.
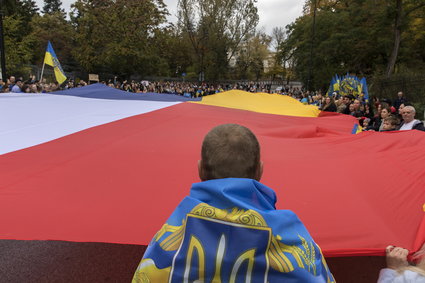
left=133, top=178, right=335, bottom=283
left=44, top=41, right=67, bottom=84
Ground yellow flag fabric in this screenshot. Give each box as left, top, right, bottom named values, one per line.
left=192, top=90, right=321, bottom=117
left=44, top=41, right=67, bottom=84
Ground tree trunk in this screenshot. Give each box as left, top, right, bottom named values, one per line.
left=386, top=0, right=402, bottom=78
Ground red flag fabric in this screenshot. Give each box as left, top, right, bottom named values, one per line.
left=0, top=102, right=423, bottom=257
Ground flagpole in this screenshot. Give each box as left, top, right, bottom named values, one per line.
left=40, top=62, right=45, bottom=82
left=40, top=41, right=48, bottom=81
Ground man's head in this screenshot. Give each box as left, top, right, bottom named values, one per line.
left=397, top=91, right=403, bottom=98
left=401, top=106, right=416, bottom=123
left=199, top=124, right=263, bottom=181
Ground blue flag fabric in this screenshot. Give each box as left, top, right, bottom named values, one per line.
left=51, top=83, right=202, bottom=102
left=133, top=178, right=335, bottom=283
left=360, top=77, right=369, bottom=102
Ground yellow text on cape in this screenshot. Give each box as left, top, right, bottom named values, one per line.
left=191, top=90, right=321, bottom=118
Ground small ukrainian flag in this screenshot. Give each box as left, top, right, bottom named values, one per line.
left=43, top=41, right=67, bottom=84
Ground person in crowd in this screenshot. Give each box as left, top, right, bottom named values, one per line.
left=132, top=124, right=335, bottom=283
left=300, top=92, right=309, bottom=104
left=396, top=103, right=406, bottom=120
left=362, top=118, right=371, bottom=130
left=378, top=244, right=425, bottom=283
left=338, top=95, right=353, bottom=114
left=336, top=96, right=347, bottom=113
left=370, top=103, right=391, bottom=131
left=397, top=106, right=425, bottom=131
left=30, top=83, right=40, bottom=93
left=314, top=92, right=324, bottom=108
left=7, top=76, right=16, bottom=89
left=321, top=96, right=337, bottom=112
left=348, top=103, right=356, bottom=116
left=10, top=79, right=23, bottom=93
left=381, top=115, right=400, bottom=132
left=21, top=83, right=31, bottom=93
left=394, top=91, right=408, bottom=111
left=364, top=102, right=375, bottom=119
left=351, top=99, right=365, bottom=118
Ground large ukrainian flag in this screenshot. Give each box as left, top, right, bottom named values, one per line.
left=44, top=41, right=67, bottom=84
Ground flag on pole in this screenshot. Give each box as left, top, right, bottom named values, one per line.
left=43, top=41, right=67, bottom=84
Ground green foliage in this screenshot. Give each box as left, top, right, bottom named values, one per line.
left=70, top=0, right=170, bottom=76
left=2, top=0, right=39, bottom=19
left=29, top=13, right=76, bottom=67
left=3, top=16, right=37, bottom=76
left=178, top=0, right=259, bottom=80
left=42, top=0, right=65, bottom=16
left=232, top=31, right=271, bottom=80
left=282, top=0, right=425, bottom=90
left=4, top=0, right=422, bottom=87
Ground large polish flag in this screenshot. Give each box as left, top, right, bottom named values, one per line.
left=0, top=84, right=424, bottom=257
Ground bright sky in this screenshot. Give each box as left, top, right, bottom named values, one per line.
left=35, top=0, right=304, bottom=34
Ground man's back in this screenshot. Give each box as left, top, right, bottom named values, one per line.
left=133, top=178, right=334, bottom=282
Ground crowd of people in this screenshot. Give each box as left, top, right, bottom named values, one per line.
left=311, top=90, right=425, bottom=131
left=0, top=75, right=283, bottom=97
left=104, top=79, right=282, bottom=97
left=0, top=76, right=67, bottom=93
left=1, top=75, right=423, bottom=132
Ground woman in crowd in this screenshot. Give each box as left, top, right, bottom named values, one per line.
left=321, top=96, right=337, bottom=112
left=364, top=102, right=375, bottom=119
left=348, top=103, right=356, bottom=116
left=370, top=103, right=392, bottom=131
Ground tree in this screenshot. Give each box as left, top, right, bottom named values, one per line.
left=2, top=0, right=39, bottom=77
left=233, top=30, right=270, bottom=80
left=178, top=0, right=259, bottom=80
left=29, top=12, right=76, bottom=68
left=3, top=16, right=36, bottom=76
left=2, top=0, right=39, bottom=17
left=70, top=0, right=170, bottom=76
left=386, top=0, right=425, bottom=77
left=281, top=0, right=403, bottom=89
left=271, top=27, right=286, bottom=51
left=43, top=0, right=65, bottom=17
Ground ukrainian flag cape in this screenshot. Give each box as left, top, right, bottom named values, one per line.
left=44, top=41, right=67, bottom=84
left=133, top=178, right=335, bottom=283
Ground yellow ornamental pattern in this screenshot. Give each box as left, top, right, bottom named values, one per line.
left=154, top=203, right=321, bottom=275
left=132, top=259, right=171, bottom=283
left=155, top=223, right=185, bottom=251
left=190, top=203, right=268, bottom=227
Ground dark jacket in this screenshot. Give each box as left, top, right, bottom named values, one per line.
left=321, top=103, right=337, bottom=112
left=397, top=120, right=425, bottom=131
left=394, top=97, right=408, bottom=110
left=369, top=117, right=382, bottom=131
